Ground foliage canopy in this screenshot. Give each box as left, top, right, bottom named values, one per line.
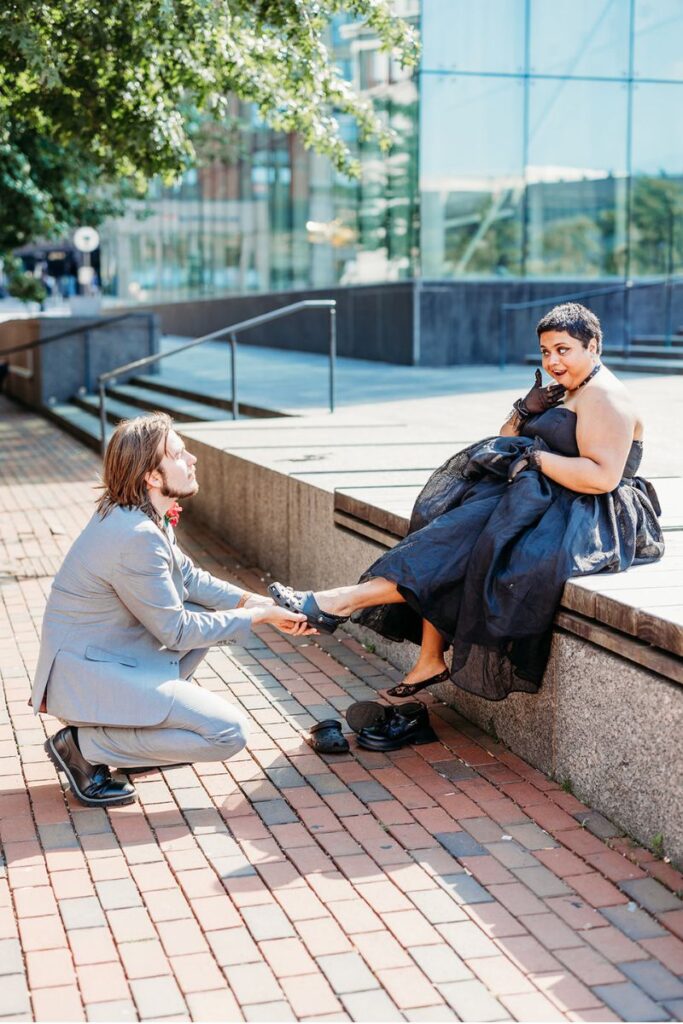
left=0, top=0, right=418, bottom=252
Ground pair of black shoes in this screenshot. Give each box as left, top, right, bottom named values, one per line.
left=346, top=700, right=436, bottom=751
left=45, top=727, right=136, bottom=807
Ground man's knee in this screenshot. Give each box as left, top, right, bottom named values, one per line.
left=206, top=708, right=249, bottom=758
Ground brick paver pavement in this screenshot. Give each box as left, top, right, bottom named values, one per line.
left=2, top=395, right=683, bottom=1023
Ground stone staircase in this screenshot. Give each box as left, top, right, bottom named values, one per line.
left=43, top=373, right=286, bottom=450
left=524, top=331, right=683, bottom=374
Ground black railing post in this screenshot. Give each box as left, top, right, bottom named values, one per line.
left=99, top=382, right=107, bottom=456
left=499, top=304, right=508, bottom=371
left=230, top=333, right=238, bottom=420
left=329, top=305, right=337, bottom=413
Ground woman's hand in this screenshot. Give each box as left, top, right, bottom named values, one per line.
left=518, top=369, right=566, bottom=417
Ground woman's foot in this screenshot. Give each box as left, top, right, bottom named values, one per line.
left=385, top=662, right=449, bottom=699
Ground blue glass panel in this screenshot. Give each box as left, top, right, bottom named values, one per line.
left=530, top=0, right=630, bottom=79
left=630, top=82, right=683, bottom=275
left=422, top=0, right=525, bottom=74
left=526, top=78, right=628, bottom=276
left=634, top=0, right=683, bottom=81
left=420, top=75, right=525, bottom=276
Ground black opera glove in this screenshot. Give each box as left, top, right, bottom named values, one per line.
left=513, top=369, right=566, bottom=422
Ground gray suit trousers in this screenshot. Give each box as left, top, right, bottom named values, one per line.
left=75, top=650, right=249, bottom=769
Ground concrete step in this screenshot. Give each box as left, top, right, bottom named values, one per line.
left=44, top=402, right=112, bottom=450
left=107, top=383, right=234, bottom=422
left=602, top=345, right=683, bottom=359
left=629, top=334, right=683, bottom=346
left=73, top=392, right=150, bottom=424
left=131, top=374, right=287, bottom=419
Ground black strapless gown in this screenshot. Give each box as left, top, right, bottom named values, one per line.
left=355, top=408, right=665, bottom=700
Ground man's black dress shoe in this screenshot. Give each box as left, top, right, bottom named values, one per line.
left=45, top=727, right=136, bottom=807
left=357, top=702, right=437, bottom=751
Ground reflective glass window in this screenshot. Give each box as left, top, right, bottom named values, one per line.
left=634, top=0, right=683, bottom=81
left=530, top=0, right=630, bottom=79
left=630, top=82, right=683, bottom=275
left=420, top=75, right=525, bottom=277
left=526, top=78, right=628, bottom=276
left=422, top=0, right=525, bottom=74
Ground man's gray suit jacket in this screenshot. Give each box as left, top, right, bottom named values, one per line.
left=32, top=506, right=253, bottom=727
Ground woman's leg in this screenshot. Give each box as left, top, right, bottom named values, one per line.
left=386, top=620, right=448, bottom=698
left=312, top=577, right=405, bottom=617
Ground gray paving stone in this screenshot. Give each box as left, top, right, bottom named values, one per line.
left=436, top=832, right=488, bottom=858
left=37, top=821, right=79, bottom=850
left=308, top=774, right=349, bottom=796
left=60, top=895, right=107, bottom=930
left=503, top=822, right=558, bottom=850
left=308, top=704, right=338, bottom=722
left=410, top=943, right=473, bottom=984
left=341, top=991, right=402, bottom=1021
left=663, top=999, right=683, bottom=1019
left=347, top=781, right=392, bottom=803
left=409, top=890, right=467, bottom=925
left=0, top=939, right=22, bottom=976
left=241, top=904, right=295, bottom=941
left=620, top=960, right=683, bottom=1001
left=255, top=799, right=299, bottom=826
left=484, top=841, right=538, bottom=869
left=72, top=808, right=113, bottom=836
left=463, top=817, right=507, bottom=843
left=439, top=873, right=494, bottom=905
left=601, top=904, right=666, bottom=940
left=243, top=1001, right=295, bottom=1021
left=241, top=779, right=280, bottom=802
left=213, top=855, right=257, bottom=879
left=95, top=878, right=143, bottom=910
left=403, top=1009, right=458, bottom=1022
left=512, top=865, right=571, bottom=897
left=438, top=980, right=510, bottom=1021
left=619, top=877, right=683, bottom=914
left=266, top=766, right=306, bottom=789
left=173, top=786, right=213, bottom=810
left=130, top=977, right=187, bottom=1019
left=196, top=831, right=241, bottom=858
left=0, top=974, right=31, bottom=1016
left=593, top=982, right=670, bottom=1021
left=434, top=760, right=478, bottom=782
left=86, top=1001, right=138, bottom=1021
left=573, top=810, right=623, bottom=839
left=318, top=951, right=380, bottom=993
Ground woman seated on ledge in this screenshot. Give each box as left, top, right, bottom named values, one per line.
left=271, top=303, right=665, bottom=702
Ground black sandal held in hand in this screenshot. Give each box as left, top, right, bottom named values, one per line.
left=268, top=582, right=349, bottom=634
left=385, top=667, right=450, bottom=699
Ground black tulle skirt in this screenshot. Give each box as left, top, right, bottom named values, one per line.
left=355, top=435, right=664, bottom=701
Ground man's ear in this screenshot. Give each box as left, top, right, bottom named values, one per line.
left=144, top=468, right=162, bottom=490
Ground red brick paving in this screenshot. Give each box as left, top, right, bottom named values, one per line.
left=1, top=395, right=683, bottom=1022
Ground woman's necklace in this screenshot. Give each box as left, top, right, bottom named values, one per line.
left=569, top=362, right=601, bottom=392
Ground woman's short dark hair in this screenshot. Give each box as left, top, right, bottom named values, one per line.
left=536, top=302, right=602, bottom=354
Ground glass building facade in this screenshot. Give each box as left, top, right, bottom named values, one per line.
left=100, top=0, right=683, bottom=304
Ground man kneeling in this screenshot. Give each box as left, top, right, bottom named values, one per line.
left=32, top=413, right=310, bottom=807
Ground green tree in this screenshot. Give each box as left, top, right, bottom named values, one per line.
left=0, top=0, right=418, bottom=254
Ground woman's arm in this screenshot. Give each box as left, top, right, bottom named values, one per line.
left=535, top=390, right=635, bottom=494
left=500, top=408, right=524, bottom=436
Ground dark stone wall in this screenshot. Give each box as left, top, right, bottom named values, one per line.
left=114, top=279, right=683, bottom=367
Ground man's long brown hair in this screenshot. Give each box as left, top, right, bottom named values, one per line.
left=96, top=412, right=173, bottom=518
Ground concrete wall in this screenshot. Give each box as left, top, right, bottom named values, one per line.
left=179, top=427, right=683, bottom=866
left=0, top=314, right=160, bottom=407
left=115, top=278, right=683, bottom=366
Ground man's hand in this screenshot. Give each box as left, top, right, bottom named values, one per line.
left=252, top=605, right=318, bottom=636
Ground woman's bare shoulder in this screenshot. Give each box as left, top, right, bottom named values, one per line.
left=574, top=368, right=643, bottom=438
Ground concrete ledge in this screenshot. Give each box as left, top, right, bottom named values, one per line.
left=178, top=417, right=683, bottom=865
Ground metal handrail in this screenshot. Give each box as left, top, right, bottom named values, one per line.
left=498, top=275, right=683, bottom=369
left=97, top=299, right=337, bottom=453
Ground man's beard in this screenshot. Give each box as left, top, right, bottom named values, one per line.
left=159, top=467, right=199, bottom=500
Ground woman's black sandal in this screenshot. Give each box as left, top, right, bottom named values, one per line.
left=385, top=668, right=450, bottom=699
left=306, top=720, right=349, bottom=754
left=345, top=700, right=390, bottom=734
left=268, top=582, right=349, bottom=634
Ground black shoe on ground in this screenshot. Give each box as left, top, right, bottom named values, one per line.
left=357, top=702, right=437, bottom=751
left=45, top=727, right=136, bottom=807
